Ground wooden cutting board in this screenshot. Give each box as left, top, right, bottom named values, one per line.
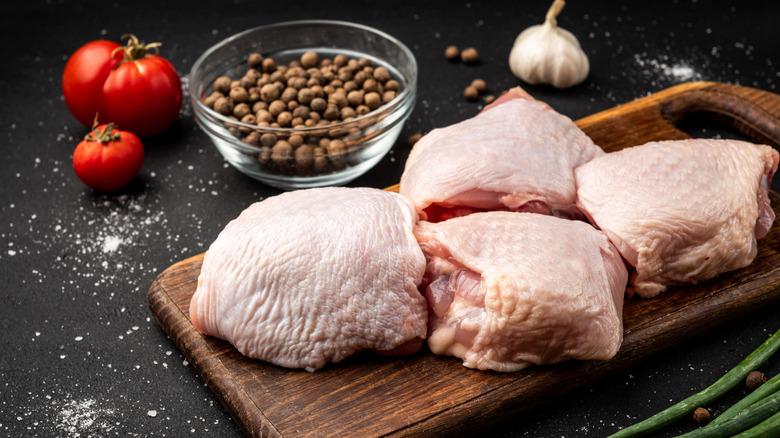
left=148, top=81, right=780, bottom=438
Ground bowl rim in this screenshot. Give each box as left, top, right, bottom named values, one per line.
left=189, top=19, right=418, bottom=138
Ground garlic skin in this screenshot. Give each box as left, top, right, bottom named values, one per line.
left=508, top=0, right=589, bottom=89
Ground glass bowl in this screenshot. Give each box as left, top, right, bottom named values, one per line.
left=189, top=20, right=417, bottom=190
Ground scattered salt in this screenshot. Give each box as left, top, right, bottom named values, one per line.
left=55, top=398, right=116, bottom=436
left=147, top=410, right=158, bottom=417
left=102, top=235, right=124, bottom=253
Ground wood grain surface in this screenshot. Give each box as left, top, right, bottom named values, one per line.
left=148, top=81, right=780, bottom=438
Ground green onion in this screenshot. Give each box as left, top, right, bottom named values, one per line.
left=731, top=410, right=780, bottom=438
left=608, top=327, right=780, bottom=438
left=673, top=389, right=780, bottom=438
left=709, top=372, right=780, bottom=426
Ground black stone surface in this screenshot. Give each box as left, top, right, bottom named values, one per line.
left=1, top=0, right=778, bottom=436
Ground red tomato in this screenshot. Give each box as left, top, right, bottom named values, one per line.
left=62, top=34, right=182, bottom=138
left=73, top=123, right=144, bottom=192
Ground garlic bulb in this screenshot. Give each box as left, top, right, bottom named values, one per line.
left=508, top=0, right=589, bottom=89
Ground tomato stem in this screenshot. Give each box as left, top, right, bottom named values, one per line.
left=110, top=34, right=161, bottom=63
left=85, top=122, right=122, bottom=144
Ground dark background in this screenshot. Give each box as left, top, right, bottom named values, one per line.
left=1, top=0, right=778, bottom=436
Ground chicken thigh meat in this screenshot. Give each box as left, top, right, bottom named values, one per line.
left=400, top=87, right=603, bottom=222
left=576, top=139, right=778, bottom=298
left=189, top=187, right=428, bottom=372
left=415, top=212, right=628, bottom=372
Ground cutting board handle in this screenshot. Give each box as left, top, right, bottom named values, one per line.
left=659, top=82, right=780, bottom=147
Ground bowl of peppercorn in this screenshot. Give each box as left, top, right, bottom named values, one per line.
left=189, top=20, right=417, bottom=190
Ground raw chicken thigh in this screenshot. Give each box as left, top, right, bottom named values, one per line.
left=399, top=87, right=603, bottom=222
left=189, top=187, right=428, bottom=372
left=415, top=212, right=628, bottom=372
left=576, top=139, right=779, bottom=298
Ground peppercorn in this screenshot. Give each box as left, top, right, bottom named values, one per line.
left=270, top=70, right=284, bottom=83
left=240, top=75, right=255, bottom=89
left=445, top=45, right=460, bottom=61
left=692, top=407, right=711, bottom=425
left=233, top=103, right=251, bottom=119
left=382, top=90, right=396, bottom=104
left=484, top=95, right=496, bottom=105
left=281, top=87, right=298, bottom=103
left=355, top=104, right=370, bottom=116
left=327, top=139, right=347, bottom=170
left=271, top=140, right=293, bottom=168
left=347, top=90, right=364, bottom=107
left=322, top=104, right=340, bottom=121
left=310, top=97, right=327, bottom=113
left=261, top=58, right=277, bottom=73
left=333, top=54, right=348, bottom=67
left=260, top=133, right=276, bottom=147
left=268, top=100, right=286, bottom=117
left=464, top=86, right=479, bottom=101
left=233, top=103, right=256, bottom=120
left=295, top=144, right=314, bottom=172
left=258, top=146, right=272, bottom=167
left=290, top=76, right=307, bottom=90
left=213, top=96, right=233, bottom=115
left=292, top=105, right=310, bottom=120
left=329, top=91, right=348, bottom=108
left=364, top=92, right=381, bottom=109
left=373, top=66, right=391, bottom=82
left=746, top=371, right=767, bottom=390
left=312, top=147, right=329, bottom=173
left=248, top=53, right=263, bottom=68
left=277, top=111, right=293, bottom=127
left=260, top=84, right=280, bottom=102
left=363, top=78, right=379, bottom=93
left=244, top=131, right=261, bottom=146
left=471, top=78, right=487, bottom=93
left=310, top=85, right=325, bottom=98
left=248, top=88, right=261, bottom=103
left=340, top=106, right=356, bottom=120
left=203, top=91, right=223, bottom=108
left=408, top=132, right=423, bottom=147
left=461, top=47, right=479, bottom=64
left=214, top=76, right=232, bottom=94
left=255, top=109, right=273, bottom=124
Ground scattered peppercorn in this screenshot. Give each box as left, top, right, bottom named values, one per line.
left=463, top=86, right=479, bottom=101
left=461, top=47, right=479, bottom=64
left=746, top=371, right=767, bottom=390
left=408, top=132, right=422, bottom=147
left=692, top=407, right=711, bottom=425
left=484, top=95, right=496, bottom=105
left=470, top=78, right=487, bottom=93
left=445, top=45, right=460, bottom=61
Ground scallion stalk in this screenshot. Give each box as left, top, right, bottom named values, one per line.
left=731, top=409, right=780, bottom=438
left=608, top=327, right=780, bottom=438
left=709, top=372, right=780, bottom=426
left=673, top=389, right=780, bottom=438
